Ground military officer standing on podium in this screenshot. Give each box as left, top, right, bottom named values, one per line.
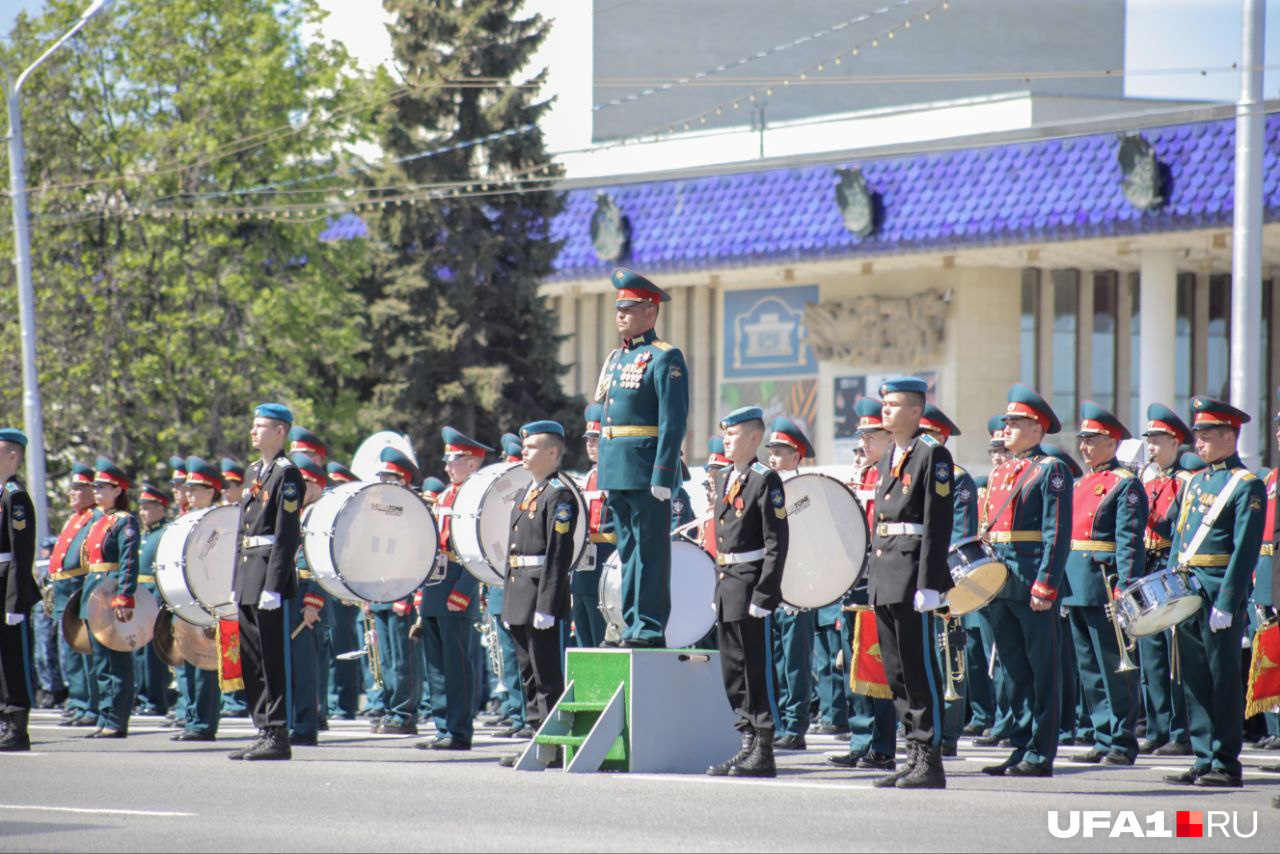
left=0, top=429, right=39, bottom=751
left=229, top=403, right=304, bottom=761
left=596, top=269, right=689, bottom=648
left=1164, top=396, right=1265, bottom=788
left=1065, top=403, right=1147, bottom=766
left=706, top=407, right=788, bottom=779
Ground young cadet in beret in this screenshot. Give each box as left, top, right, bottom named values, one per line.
left=1137, top=403, right=1194, bottom=757
left=1065, top=403, right=1147, bottom=768
left=980, top=383, right=1073, bottom=779
left=706, top=407, right=788, bottom=779
left=498, top=421, right=579, bottom=766
left=172, top=459, right=224, bottom=742
left=133, top=482, right=172, bottom=717
left=575, top=404, right=611, bottom=649
left=764, top=416, right=816, bottom=752
left=229, top=403, right=304, bottom=761
left=80, top=456, right=142, bottom=739
left=220, top=458, right=246, bottom=506
left=47, top=461, right=99, bottom=728
left=0, top=429, right=39, bottom=751
left=288, top=453, right=329, bottom=746
left=1163, top=397, right=1265, bottom=788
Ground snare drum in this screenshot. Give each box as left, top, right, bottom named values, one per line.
left=155, top=505, right=240, bottom=627
left=303, top=481, right=438, bottom=603
left=1114, top=567, right=1203, bottom=637
left=599, top=541, right=716, bottom=648
left=779, top=473, right=869, bottom=609
left=451, top=463, right=588, bottom=587
left=944, top=537, right=1009, bottom=615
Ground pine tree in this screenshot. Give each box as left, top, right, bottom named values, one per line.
left=360, top=0, right=581, bottom=463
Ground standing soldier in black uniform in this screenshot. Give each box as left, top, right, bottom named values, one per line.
left=705, top=406, right=788, bottom=779
left=499, top=421, right=578, bottom=764
left=229, top=403, right=303, bottom=761
left=0, top=429, right=38, bottom=751
left=867, top=378, right=955, bottom=790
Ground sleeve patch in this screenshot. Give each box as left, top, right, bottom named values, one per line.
left=956, top=486, right=972, bottom=503
left=1126, top=490, right=1140, bottom=507
left=555, top=502, right=573, bottom=522
left=934, top=462, right=951, bottom=483
left=1250, top=496, right=1264, bottom=512
left=669, top=365, right=683, bottom=381
left=12, top=504, right=24, bottom=520
left=1049, top=471, right=1068, bottom=493
left=282, top=482, right=299, bottom=500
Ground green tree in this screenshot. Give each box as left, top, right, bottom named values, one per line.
left=359, top=0, right=582, bottom=467
left=0, top=0, right=371, bottom=499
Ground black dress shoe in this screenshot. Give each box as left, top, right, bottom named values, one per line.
left=291, top=735, right=318, bottom=747
left=981, top=758, right=1016, bottom=776
left=513, top=726, right=535, bottom=739
left=496, top=725, right=526, bottom=738
left=317, top=720, right=329, bottom=732
left=380, top=720, right=419, bottom=736
left=1101, top=751, right=1135, bottom=766
left=1260, top=762, right=1280, bottom=773
left=1008, top=760, right=1052, bottom=777
left=171, top=730, right=215, bottom=742
left=972, top=734, right=1003, bottom=747
left=832, top=730, right=851, bottom=742
left=1264, top=737, right=1280, bottom=751
left=426, top=736, right=471, bottom=751
left=93, top=729, right=126, bottom=739
left=1137, top=739, right=1167, bottom=754
left=0, top=734, right=31, bottom=752
left=1164, top=769, right=1199, bottom=785
left=941, top=744, right=957, bottom=758
left=825, top=752, right=860, bottom=768
left=858, top=751, right=896, bottom=771
left=1193, top=770, right=1242, bottom=788
left=498, top=753, right=520, bottom=767
left=774, top=734, right=806, bottom=751
left=70, top=714, right=98, bottom=727
left=1058, top=735, right=1078, bottom=747
left=85, top=727, right=105, bottom=738
left=811, top=724, right=851, bottom=736
left=1072, top=748, right=1106, bottom=764
left=961, top=723, right=987, bottom=736
left=621, top=638, right=661, bottom=649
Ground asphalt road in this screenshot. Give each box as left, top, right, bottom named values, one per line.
left=2, top=710, right=1278, bottom=852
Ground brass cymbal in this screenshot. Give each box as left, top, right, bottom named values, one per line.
left=61, top=589, right=92, bottom=655
left=152, top=610, right=185, bottom=668
left=86, top=577, right=159, bottom=653
left=173, top=619, right=219, bottom=671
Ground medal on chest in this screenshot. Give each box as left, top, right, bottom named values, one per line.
left=901, top=473, right=912, bottom=495
left=618, top=351, right=653, bottom=390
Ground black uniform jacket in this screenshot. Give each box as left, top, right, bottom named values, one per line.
left=712, top=462, right=788, bottom=622
left=867, top=431, right=956, bottom=606
left=0, top=476, right=38, bottom=615
left=233, top=452, right=303, bottom=602
left=502, top=472, right=578, bottom=626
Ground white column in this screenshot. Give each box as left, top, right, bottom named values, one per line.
left=690, top=282, right=714, bottom=453
left=1139, top=250, right=1178, bottom=416
left=576, top=292, right=600, bottom=400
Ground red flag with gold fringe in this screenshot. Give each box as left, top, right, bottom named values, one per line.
left=217, top=618, right=244, bottom=692
left=1246, top=621, right=1280, bottom=718
left=849, top=608, right=892, bottom=699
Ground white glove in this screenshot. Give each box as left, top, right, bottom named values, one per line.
left=257, top=590, right=282, bottom=611
left=779, top=603, right=799, bottom=616
left=650, top=485, right=671, bottom=501
left=1208, top=606, right=1232, bottom=632
left=4, top=613, right=25, bottom=626
left=503, top=621, right=511, bottom=630
left=913, top=589, right=945, bottom=613
left=748, top=603, right=772, bottom=619
left=533, top=611, right=556, bottom=630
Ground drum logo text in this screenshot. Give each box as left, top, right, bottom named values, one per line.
left=787, top=495, right=811, bottom=516
left=369, top=503, right=404, bottom=517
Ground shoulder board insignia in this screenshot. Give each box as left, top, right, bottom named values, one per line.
left=1236, top=469, right=1256, bottom=481
left=278, top=457, right=293, bottom=468
left=550, top=477, right=564, bottom=490
left=953, top=464, right=968, bottom=478
left=750, top=462, right=770, bottom=476
left=918, top=433, right=940, bottom=448
left=3, top=482, right=17, bottom=493
left=1175, top=470, right=1195, bottom=483
left=1113, top=468, right=1133, bottom=479
left=651, top=340, right=674, bottom=351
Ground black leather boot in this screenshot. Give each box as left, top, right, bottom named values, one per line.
left=897, top=744, right=946, bottom=789
left=707, top=730, right=755, bottom=776
left=728, top=730, right=775, bottom=778
left=0, top=711, right=30, bottom=752
left=244, top=727, right=292, bottom=761
left=228, top=730, right=267, bottom=760
left=874, top=741, right=917, bottom=788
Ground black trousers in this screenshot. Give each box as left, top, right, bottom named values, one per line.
left=237, top=603, right=289, bottom=730
left=0, top=618, right=33, bottom=717
left=875, top=602, right=943, bottom=747
left=716, top=616, right=774, bottom=733
left=508, top=623, right=564, bottom=730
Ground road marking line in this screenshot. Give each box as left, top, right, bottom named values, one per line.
left=610, top=773, right=873, bottom=791
left=0, top=805, right=195, bottom=817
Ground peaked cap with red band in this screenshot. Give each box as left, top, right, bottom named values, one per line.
left=379, top=446, right=419, bottom=485
left=1002, top=382, right=1061, bottom=435
left=1190, top=395, right=1250, bottom=430
left=441, top=426, right=493, bottom=462
left=1141, top=403, right=1189, bottom=444
left=766, top=415, right=814, bottom=458
left=706, top=436, right=730, bottom=469
left=184, top=455, right=223, bottom=490
left=289, top=426, right=327, bottom=460
left=921, top=403, right=962, bottom=442
left=611, top=268, right=672, bottom=307
left=326, top=461, right=359, bottom=484
left=291, top=452, right=329, bottom=488
left=1075, top=401, right=1130, bottom=442
left=138, top=481, right=170, bottom=506
left=93, top=456, right=130, bottom=490
left=853, top=397, right=885, bottom=434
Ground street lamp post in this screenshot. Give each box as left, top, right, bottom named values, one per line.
left=5, top=0, right=114, bottom=542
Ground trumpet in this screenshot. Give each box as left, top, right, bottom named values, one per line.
left=336, top=611, right=384, bottom=692
left=1104, top=573, right=1139, bottom=673
left=938, top=614, right=966, bottom=702
left=476, top=614, right=506, bottom=688
left=671, top=514, right=710, bottom=546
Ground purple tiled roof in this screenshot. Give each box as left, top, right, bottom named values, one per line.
left=549, top=113, right=1280, bottom=280
left=318, top=212, right=368, bottom=242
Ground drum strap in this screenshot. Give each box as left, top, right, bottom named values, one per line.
left=979, top=460, right=1044, bottom=539
left=1176, top=470, right=1247, bottom=566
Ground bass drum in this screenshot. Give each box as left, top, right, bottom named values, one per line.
left=155, top=505, right=240, bottom=628
left=779, top=473, right=869, bottom=609
left=451, top=462, right=588, bottom=587
left=599, top=541, right=716, bottom=648
left=303, top=481, right=438, bottom=603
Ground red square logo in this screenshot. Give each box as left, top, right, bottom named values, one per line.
left=1176, top=811, right=1203, bottom=838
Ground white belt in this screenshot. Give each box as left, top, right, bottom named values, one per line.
left=876, top=522, right=924, bottom=537
left=0, top=552, right=11, bottom=563
left=242, top=535, right=276, bottom=548
left=583, top=490, right=604, bottom=501
left=717, top=548, right=766, bottom=566
left=509, top=555, right=546, bottom=568
left=855, top=490, right=875, bottom=503
left=435, top=507, right=452, bottom=517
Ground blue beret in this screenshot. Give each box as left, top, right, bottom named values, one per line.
left=853, top=398, right=884, bottom=433
left=184, top=456, right=222, bottom=490
left=1180, top=451, right=1208, bottom=472
left=421, top=476, right=447, bottom=495
left=379, top=446, right=419, bottom=483
left=611, top=267, right=672, bottom=306
left=720, top=406, right=764, bottom=429
left=879, top=376, right=928, bottom=397
left=766, top=416, right=814, bottom=458
left=519, top=420, right=565, bottom=439
left=1039, top=444, right=1082, bottom=479
left=325, top=461, right=359, bottom=483
left=441, top=426, right=494, bottom=460
left=1004, top=383, right=1061, bottom=435
left=921, top=403, right=961, bottom=439
left=0, top=427, right=28, bottom=448
left=1076, top=401, right=1130, bottom=441
left=94, top=456, right=130, bottom=489
left=1190, top=395, right=1250, bottom=430
left=583, top=404, right=604, bottom=437
left=290, top=453, right=328, bottom=486
left=254, top=402, right=293, bottom=425
left=289, top=426, right=327, bottom=456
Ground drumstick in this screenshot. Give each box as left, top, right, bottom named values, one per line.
left=291, top=622, right=308, bottom=641
left=987, top=641, right=998, bottom=679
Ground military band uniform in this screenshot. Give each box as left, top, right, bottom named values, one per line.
left=576, top=457, right=612, bottom=649
left=939, top=463, right=978, bottom=752
left=502, top=469, right=578, bottom=732
left=133, top=511, right=171, bottom=715
left=232, top=443, right=303, bottom=754
left=0, top=468, right=39, bottom=749
left=324, top=460, right=362, bottom=720
left=485, top=584, right=525, bottom=731
left=47, top=472, right=98, bottom=726
left=1253, top=466, right=1279, bottom=742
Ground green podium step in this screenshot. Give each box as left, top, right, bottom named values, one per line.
left=534, top=734, right=588, bottom=747
left=555, top=701, right=610, bottom=713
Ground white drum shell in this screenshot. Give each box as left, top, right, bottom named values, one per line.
left=598, top=541, right=716, bottom=648
left=303, top=482, right=438, bottom=603
left=1116, top=568, right=1204, bottom=637
left=154, top=505, right=240, bottom=627
left=779, top=473, right=869, bottom=609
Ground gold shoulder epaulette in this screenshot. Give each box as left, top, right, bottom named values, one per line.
left=651, top=340, right=674, bottom=351
left=1237, top=469, right=1257, bottom=481
left=1114, top=468, right=1134, bottom=479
